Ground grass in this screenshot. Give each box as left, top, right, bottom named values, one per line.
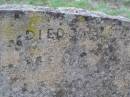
left=0, top=0, right=130, bottom=18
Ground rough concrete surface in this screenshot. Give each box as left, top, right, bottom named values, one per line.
left=0, top=4, right=130, bottom=97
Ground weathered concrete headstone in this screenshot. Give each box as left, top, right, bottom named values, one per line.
left=0, top=5, right=130, bottom=97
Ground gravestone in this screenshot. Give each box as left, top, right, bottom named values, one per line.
left=0, top=5, right=130, bottom=97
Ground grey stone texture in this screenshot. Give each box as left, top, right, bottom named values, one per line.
left=0, top=5, right=130, bottom=97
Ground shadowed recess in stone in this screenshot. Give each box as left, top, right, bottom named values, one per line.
left=0, top=4, right=130, bottom=97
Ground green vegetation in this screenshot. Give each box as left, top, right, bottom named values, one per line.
left=0, top=0, right=130, bottom=18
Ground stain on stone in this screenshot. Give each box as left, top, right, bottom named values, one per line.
left=21, top=83, right=28, bottom=93
left=8, top=96, right=13, bottom=97
left=35, top=56, right=42, bottom=66
left=96, top=57, right=108, bottom=72
left=8, top=40, right=15, bottom=47
left=104, top=63, right=110, bottom=70
left=111, top=37, right=117, bottom=43
left=53, top=12, right=64, bottom=19
left=59, top=22, right=63, bottom=25
left=8, top=64, right=14, bottom=68
left=14, top=11, right=25, bottom=19
left=71, top=36, right=78, bottom=43
left=89, top=43, right=102, bottom=56
left=55, top=89, right=66, bottom=97
left=14, top=13, right=20, bottom=19
left=109, top=54, right=118, bottom=62
left=39, top=81, right=46, bottom=87
left=25, top=57, right=32, bottom=65
left=108, top=44, right=114, bottom=53
left=80, top=52, right=87, bottom=57
left=117, top=20, right=122, bottom=26
left=30, top=90, right=35, bottom=94
left=10, top=75, right=19, bottom=84
left=100, top=26, right=104, bottom=32
left=113, top=19, right=122, bottom=25
left=84, top=16, right=94, bottom=21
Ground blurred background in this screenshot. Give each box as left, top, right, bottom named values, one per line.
left=0, top=0, right=130, bottom=18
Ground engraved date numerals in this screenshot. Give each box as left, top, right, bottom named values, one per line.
left=47, top=28, right=64, bottom=40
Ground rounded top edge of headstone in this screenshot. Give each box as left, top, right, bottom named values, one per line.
left=0, top=4, right=130, bottom=23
